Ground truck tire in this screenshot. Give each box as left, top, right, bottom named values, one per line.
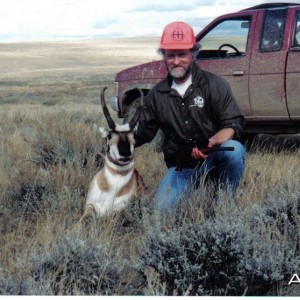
left=123, top=99, right=164, bottom=152
left=123, top=98, right=141, bottom=124
left=250, top=133, right=300, bottom=152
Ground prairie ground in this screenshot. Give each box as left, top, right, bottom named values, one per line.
left=0, top=37, right=160, bottom=105
left=0, top=38, right=300, bottom=296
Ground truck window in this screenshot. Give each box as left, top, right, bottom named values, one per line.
left=294, top=11, right=300, bottom=46
left=260, top=8, right=287, bottom=52
left=198, top=18, right=250, bottom=59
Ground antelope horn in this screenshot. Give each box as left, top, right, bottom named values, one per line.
left=100, top=87, right=115, bottom=130
left=129, top=88, right=143, bottom=129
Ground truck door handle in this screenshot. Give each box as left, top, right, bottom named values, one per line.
left=232, top=70, right=244, bottom=76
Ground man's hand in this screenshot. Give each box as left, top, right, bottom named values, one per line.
left=191, top=147, right=208, bottom=159
left=191, top=139, right=213, bottom=160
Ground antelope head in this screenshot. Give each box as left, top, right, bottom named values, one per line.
left=98, top=87, right=143, bottom=166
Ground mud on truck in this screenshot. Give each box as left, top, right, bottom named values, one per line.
left=110, top=3, right=300, bottom=145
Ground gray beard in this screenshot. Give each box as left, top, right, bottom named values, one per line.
left=168, top=63, right=192, bottom=81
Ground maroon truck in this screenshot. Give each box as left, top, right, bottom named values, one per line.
left=110, top=3, right=300, bottom=138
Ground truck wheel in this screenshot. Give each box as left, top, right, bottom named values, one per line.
left=250, top=133, right=300, bottom=152
left=123, top=99, right=164, bottom=152
left=123, top=99, right=141, bottom=124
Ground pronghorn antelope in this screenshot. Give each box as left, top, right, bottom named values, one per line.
left=79, top=87, right=145, bottom=223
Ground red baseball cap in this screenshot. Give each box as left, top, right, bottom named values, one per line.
left=160, top=21, right=196, bottom=50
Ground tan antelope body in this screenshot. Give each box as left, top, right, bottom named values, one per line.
left=80, top=88, right=143, bottom=223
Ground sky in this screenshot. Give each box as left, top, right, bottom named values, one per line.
left=1, top=0, right=300, bottom=43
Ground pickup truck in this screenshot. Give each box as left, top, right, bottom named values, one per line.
left=110, top=2, right=300, bottom=139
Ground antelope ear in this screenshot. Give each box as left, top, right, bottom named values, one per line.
left=98, top=127, right=109, bottom=138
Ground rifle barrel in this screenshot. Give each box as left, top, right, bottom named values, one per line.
left=199, top=146, right=234, bottom=154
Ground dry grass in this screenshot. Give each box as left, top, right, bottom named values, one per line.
left=0, top=38, right=300, bottom=296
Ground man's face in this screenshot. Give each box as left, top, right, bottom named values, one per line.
left=164, top=49, right=193, bottom=83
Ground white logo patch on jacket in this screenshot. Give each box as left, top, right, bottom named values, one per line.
left=190, top=96, right=205, bottom=108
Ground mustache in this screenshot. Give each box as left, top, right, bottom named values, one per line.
left=169, top=64, right=192, bottom=74
left=170, top=65, right=186, bottom=70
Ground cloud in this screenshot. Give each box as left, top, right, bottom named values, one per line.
left=129, top=3, right=194, bottom=13
left=188, top=17, right=214, bottom=32
left=92, top=19, right=117, bottom=30
left=192, top=0, right=218, bottom=6
left=1, top=0, right=300, bottom=42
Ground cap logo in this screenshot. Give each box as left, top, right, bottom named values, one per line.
left=172, top=29, right=184, bottom=40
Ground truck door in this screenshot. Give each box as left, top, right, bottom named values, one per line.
left=196, top=13, right=254, bottom=117
left=249, top=8, right=289, bottom=120
left=286, top=9, right=300, bottom=121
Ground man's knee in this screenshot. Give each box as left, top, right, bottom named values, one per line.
left=220, top=140, right=245, bottom=163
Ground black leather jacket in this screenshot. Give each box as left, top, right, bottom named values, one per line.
left=135, top=63, right=245, bottom=168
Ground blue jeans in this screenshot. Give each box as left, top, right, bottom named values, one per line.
left=154, top=140, right=246, bottom=211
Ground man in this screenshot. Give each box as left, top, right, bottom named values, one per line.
left=134, top=21, right=246, bottom=211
